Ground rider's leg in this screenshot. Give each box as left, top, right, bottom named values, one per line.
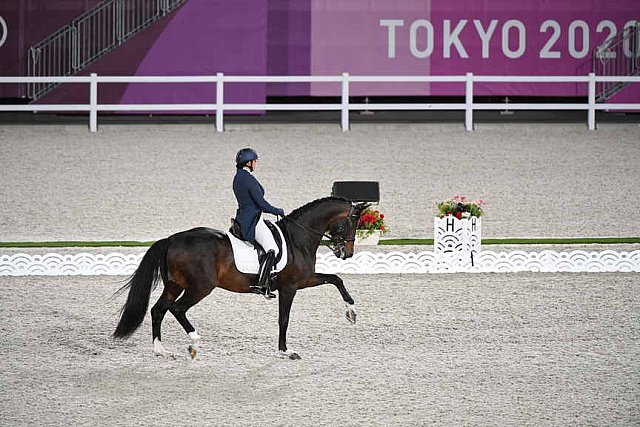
left=252, top=219, right=277, bottom=298
left=258, top=249, right=276, bottom=293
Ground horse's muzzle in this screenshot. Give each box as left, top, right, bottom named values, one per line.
left=330, top=239, right=355, bottom=260
left=338, top=246, right=354, bottom=260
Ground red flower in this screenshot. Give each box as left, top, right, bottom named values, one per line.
left=455, top=211, right=462, bottom=219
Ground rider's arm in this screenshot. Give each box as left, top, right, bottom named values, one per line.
left=247, top=176, right=284, bottom=216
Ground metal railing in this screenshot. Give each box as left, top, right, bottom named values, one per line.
left=27, top=0, right=185, bottom=100
left=593, top=22, right=640, bottom=101
left=1, top=73, right=639, bottom=132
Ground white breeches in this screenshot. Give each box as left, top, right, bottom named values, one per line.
left=254, top=217, right=278, bottom=253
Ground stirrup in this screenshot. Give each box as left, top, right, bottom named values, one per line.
left=250, top=273, right=276, bottom=299
left=250, top=285, right=275, bottom=299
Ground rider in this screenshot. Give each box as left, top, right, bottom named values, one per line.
left=233, top=148, right=285, bottom=299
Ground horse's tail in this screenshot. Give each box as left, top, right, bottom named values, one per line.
left=113, top=238, right=170, bottom=339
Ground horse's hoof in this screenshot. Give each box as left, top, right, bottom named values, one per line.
left=188, top=344, right=199, bottom=359
left=153, top=339, right=175, bottom=359
left=154, top=351, right=175, bottom=360
left=280, top=350, right=301, bottom=360
left=346, top=309, right=357, bottom=324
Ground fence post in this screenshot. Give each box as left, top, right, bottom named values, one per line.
left=116, top=0, right=124, bottom=44
left=72, top=27, right=79, bottom=72
left=465, top=72, right=474, bottom=131
left=341, top=72, right=350, bottom=132
left=90, top=73, right=98, bottom=132
left=588, top=72, right=596, bottom=130
left=216, top=72, right=224, bottom=132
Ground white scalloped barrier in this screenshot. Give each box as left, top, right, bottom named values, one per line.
left=1, top=250, right=639, bottom=276
left=0, top=253, right=144, bottom=276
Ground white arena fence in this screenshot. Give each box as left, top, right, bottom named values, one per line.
left=1, top=73, right=639, bottom=132
left=1, top=250, right=639, bottom=276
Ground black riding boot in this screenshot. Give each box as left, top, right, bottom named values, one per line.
left=251, top=249, right=276, bottom=299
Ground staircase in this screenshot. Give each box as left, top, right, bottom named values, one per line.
left=27, top=0, right=186, bottom=101
left=593, top=23, right=640, bottom=102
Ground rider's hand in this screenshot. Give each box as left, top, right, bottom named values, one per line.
left=276, top=208, right=285, bottom=217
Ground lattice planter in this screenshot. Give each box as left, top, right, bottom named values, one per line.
left=434, top=216, right=482, bottom=270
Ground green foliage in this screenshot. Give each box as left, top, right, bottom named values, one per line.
left=437, top=195, right=485, bottom=219
left=357, top=207, right=389, bottom=236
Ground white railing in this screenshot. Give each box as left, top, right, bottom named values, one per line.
left=1, top=73, right=639, bottom=132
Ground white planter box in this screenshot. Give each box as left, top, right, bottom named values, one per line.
left=434, top=216, right=482, bottom=269
left=355, top=229, right=381, bottom=245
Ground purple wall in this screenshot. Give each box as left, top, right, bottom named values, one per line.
left=120, top=0, right=267, bottom=111
left=0, top=0, right=102, bottom=97
left=2, top=0, right=267, bottom=108
left=36, top=8, right=174, bottom=106
left=310, top=0, right=640, bottom=97
left=1, top=0, right=638, bottom=104
left=267, top=0, right=311, bottom=96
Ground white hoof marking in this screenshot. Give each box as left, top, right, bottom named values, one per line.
left=153, top=338, right=175, bottom=359
left=188, top=331, right=201, bottom=344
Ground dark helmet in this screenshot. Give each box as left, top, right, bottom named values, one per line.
left=235, top=148, right=259, bottom=166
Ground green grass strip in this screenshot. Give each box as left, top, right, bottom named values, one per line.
left=0, top=241, right=155, bottom=248
left=1, top=237, right=639, bottom=248
left=380, top=237, right=640, bottom=245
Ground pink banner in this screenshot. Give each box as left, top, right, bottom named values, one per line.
left=311, top=0, right=640, bottom=96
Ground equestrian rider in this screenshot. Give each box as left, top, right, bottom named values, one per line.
left=233, top=148, right=285, bottom=299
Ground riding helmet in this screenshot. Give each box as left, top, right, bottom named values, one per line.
left=235, top=148, right=259, bottom=166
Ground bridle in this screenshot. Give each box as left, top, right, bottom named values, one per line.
left=281, top=205, right=360, bottom=258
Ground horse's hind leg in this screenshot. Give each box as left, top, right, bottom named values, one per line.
left=169, top=286, right=211, bottom=359
left=150, top=282, right=183, bottom=358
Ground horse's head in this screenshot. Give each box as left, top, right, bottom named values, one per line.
left=284, top=198, right=371, bottom=260
left=325, top=202, right=370, bottom=259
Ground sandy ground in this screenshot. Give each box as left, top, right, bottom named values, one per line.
left=0, top=123, right=639, bottom=425
left=1, top=123, right=639, bottom=241
left=0, top=273, right=638, bottom=426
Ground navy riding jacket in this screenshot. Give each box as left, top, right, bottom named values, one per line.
left=233, top=168, right=283, bottom=242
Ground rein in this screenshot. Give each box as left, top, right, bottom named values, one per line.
left=281, top=215, right=344, bottom=243
left=280, top=204, right=359, bottom=248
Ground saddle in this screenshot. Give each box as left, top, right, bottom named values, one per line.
left=227, top=219, right=287, bottom=274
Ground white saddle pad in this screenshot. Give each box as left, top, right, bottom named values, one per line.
left=225, top=224, right=288, bottom=274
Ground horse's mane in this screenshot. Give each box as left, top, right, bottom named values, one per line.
left=287, top=196, right=351, bottom=220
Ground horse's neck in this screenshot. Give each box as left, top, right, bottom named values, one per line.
left=299, top=204, right=344, bottom=233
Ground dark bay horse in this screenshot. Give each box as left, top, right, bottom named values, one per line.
left=113, top=197, right=368, bottom=359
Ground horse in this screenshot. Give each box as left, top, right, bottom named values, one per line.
left=113, top=197, right=369, bottom=360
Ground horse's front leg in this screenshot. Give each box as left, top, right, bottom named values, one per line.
left=278, top=285, right=301, bottom=360
left=306, top=273, right=357, bottom=324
